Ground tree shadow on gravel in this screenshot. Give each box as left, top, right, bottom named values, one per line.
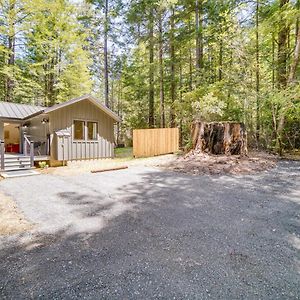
left=58, top=191, right=116, bottom=218
left=0, top=161, right=299, bottom=299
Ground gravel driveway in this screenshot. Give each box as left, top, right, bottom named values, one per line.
left=0, top=160, right=299, bottom=299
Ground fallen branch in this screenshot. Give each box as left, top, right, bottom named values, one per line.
left=91, top=166, right=128, bottom=173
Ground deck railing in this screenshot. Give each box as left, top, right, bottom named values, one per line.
left=24, top=135, right=34, bottom=167
left=0, top=140, right=4, bottom=171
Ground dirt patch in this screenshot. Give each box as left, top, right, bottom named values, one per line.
left=37, top=152, right=276, bottom=176
left=0, top=193, right=33, bottom=235
left=283, top=150, right=300, bottom=161
left=38, top=155, right=177, bottom=176
left=166, top=151, right=277, bottom=175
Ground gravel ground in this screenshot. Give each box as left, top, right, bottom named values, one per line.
left=0, top=160, right=299, bottom=299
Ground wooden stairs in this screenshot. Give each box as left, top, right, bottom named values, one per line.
left=3, top=155, right=32, bottom=171
left=0, top=154, right=39, bottom=178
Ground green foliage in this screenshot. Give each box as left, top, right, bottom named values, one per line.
left=118, top=0, right=300, bottom=151
left=0, top=0, right=299, bottom=152
left=26, top=0, right=92, bottom=105
left=0, top=0, right=92, bottom=105
left=38, top=161, right=48, bottom=169
left=114, top=147, right=133, bottom=158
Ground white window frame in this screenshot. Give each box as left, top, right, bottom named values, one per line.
left=72, top=119, right=99, bottom=142
left=86, top=120, right=99, bottom=141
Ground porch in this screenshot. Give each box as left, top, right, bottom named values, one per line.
left=0, top=144, right=50, bottom=171
left=0, top=115, right=50, bottom=171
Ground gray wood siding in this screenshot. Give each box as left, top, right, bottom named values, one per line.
left=26, top=115, right=50, bottom=156
left=27, top=115, right=49, bottom=142
left=48, top=99, right=115, bottom=160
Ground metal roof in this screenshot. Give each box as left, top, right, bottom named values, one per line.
left=0, top=102, right=44, bottom=120
left=0, top=95, right=121, bottom=122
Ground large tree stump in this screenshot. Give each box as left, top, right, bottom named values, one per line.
left=192, top=121, right=248, bottom=155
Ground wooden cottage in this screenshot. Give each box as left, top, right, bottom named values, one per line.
left=0, top=95, right=121, bottom=172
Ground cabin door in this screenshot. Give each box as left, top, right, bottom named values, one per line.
left=3, top=122, right=21, bottom=153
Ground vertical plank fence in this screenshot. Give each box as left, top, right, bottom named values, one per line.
left=133, top=128, right=179, bottom=158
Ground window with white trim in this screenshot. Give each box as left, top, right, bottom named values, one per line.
left=73, top=120, right=85, bottom=140
left=87, top=121, right=98, bottom=140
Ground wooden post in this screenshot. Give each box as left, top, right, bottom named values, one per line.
left=30, top=141, right=34, bottom=167
left=0, top=140, right=4, bottom=171
left=24, top=139, right=27, bottom=156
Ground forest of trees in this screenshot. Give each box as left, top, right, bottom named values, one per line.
left=0, top=0, right=300, bottom=153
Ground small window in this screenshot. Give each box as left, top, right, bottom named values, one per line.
left=87, top=121, right=98, bottom=140
left=74, top=120, right=85, bottom=140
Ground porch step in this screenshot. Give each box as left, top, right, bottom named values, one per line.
left=3, top=155, right=32, bottom=171
left=0, top=170, right=40, bottom=178
left=4, top=156, right=31, bottom=161
left=4, top=165, right=32, bottom=171
left=5, top=159, right=31, bottom=165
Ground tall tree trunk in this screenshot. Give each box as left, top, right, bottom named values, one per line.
left=116, top=81, right=122, bottom=145
left=296, top=0, right=300, bottom=43
left=179, top=49, right=183, bottom=103
left=48, top=56, right=57, bottom=106
left=189, top=47, right=193, bottom=91
left=255, top=0, right=260, bottom=144
left=188, top=21, right=193, bottom=91
left=5, top=36, right=15, bottom=102
left=44, top=65, right=48, bottom=106
left=272, top=32, right=275, bottom=89
left=275, top=0, right=300, bottom=155
left=288, top=24, right=300, bottom=82
left=5, top=0, right=16, bottom=102
left=195, top=0, right=203, bottom=82
left=179, top=49, right=183, bottom=147
left=271, top=32, right=278, bottom=143
left=148, top=8, right=155, bottom=128
left=49, top=72, right=55, bottom=106
left=170, top=7, right=176, bottom=128
left=195, top=0, right=200, bottom=71
left=208, top=45, right=214, bottom=83
left=110, top=78, right=114, bottom=111
left=218, top=39, right=223, bottom=81
left=278, top=17, right=300, bottom=138
left=104, top=0, right=109, bottom=107
left=158, top=10, right=165, bottom=128
left=277, top=0, right=289, bottom=88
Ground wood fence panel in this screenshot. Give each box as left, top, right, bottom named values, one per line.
left=133, top=128, right=179, bottom=158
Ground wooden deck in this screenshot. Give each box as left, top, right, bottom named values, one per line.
left=34, top=155, right=50, bottom=161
